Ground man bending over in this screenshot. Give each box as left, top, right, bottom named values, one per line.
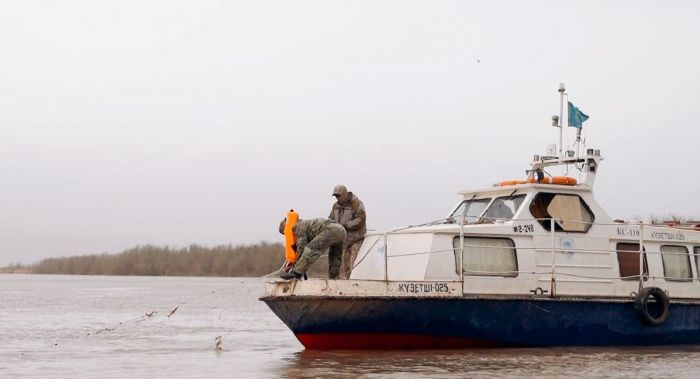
left=278, top=218, right=346, bottom=280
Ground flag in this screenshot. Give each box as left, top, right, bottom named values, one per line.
left=568, top=101, right=589, bottom=128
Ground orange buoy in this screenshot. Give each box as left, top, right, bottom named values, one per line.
left=526, top=177, right=551, bottom=184
left=498, top=176, right=576, bottom=186
left=551, top=176, right=577, bottom=185
left=284, top=209, right=299, bottom=263
left=497, top=180, right=527, bottom=186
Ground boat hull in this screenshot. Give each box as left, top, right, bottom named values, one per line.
left=261, top=296, right=700, bottom=349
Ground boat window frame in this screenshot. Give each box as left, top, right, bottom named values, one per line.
left=480, top=194, right=527, bottom=223
left=616, top=242, right=648, bottom=281
left=695, top=246, right=700, bottom=280
left=660, top=245, right=693, bottom=282
left=453, top=236, right=519, bottom=278
left=528, top=192, right=595, bottom=233
left=449, top=197, right=493, bottom=224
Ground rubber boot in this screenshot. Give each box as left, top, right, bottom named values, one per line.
left=280, top=271, right=302, bottom=280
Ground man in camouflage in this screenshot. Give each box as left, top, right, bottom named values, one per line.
left=278, top=218, right=346, bottom=280
left=329, top=185, right=367, bottom=279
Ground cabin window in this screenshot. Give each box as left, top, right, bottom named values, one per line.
left=453, top=237, right=518, bottom=277
left=661, top=245, right=692, bottom=281
left=616, top=243, right=648, bottom=280
left=450, top=198, right=491, bottom=223
left=529, top=193, right=594, bottom=232
left=481, top=195, right=526, bottom=222
left=695, top=247, right=700, bottom=279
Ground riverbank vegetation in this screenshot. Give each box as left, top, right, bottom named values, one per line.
left=2, top=243, right=328, bottom=277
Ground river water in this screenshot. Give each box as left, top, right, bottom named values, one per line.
left=2, top=274, right=700, bottom=378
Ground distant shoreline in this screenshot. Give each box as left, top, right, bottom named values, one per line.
left=0, top=242, right=328, bottom=277
left=0, top=267, right=32, bottom=274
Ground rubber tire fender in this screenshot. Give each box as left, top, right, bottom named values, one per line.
left=635, top=287, right=670, bottom=326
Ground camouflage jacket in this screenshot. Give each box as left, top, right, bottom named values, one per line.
left=329, top=193, right=366, bottom=245
left=292, top=218, right=334, bottom=254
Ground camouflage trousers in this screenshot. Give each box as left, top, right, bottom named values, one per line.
left=340, top=239, right=363, bottom=279
left=294, top=223, right=347, bottom=278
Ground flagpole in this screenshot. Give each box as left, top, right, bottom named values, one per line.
left=558, top=83, right=565, bottom=159
left=575, top=99, right=582, bottom=160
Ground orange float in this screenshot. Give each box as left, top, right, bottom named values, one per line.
left=551, top=176, right=577, bottom=185
left=498, top=176, right=577, bottom=186
left=497, top=180, right=527, bottom=186
left=284, top=209, right=299, bottom=263
left=526, top=177, right=551, bottom=184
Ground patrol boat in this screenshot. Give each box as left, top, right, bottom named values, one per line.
left=260, top=85, right=700, bottom=349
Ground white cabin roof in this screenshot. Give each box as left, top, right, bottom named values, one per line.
left=458, top=183, right=591, bottom=198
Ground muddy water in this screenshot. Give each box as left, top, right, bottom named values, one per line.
left=2, top=274, right=699, bottom=378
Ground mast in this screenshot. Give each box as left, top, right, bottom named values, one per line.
left=558, top=83, right=566, bottom=159
left=530, top=84, right=601, bottom=187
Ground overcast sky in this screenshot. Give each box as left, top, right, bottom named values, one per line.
left=1, top=1, right=699, bottom=266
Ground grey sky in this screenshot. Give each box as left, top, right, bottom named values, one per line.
left=1, top=1, right=699, bottom=266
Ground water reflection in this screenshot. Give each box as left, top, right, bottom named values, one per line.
left=276, top=346, right=700, bottom=378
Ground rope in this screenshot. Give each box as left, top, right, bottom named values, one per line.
left=260, top=261, right=289, bottom=279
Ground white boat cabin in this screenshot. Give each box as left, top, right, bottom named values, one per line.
left=351, top=149, right=700, bottom=300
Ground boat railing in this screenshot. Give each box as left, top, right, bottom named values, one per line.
left=354, top=216, right=699, bottom=295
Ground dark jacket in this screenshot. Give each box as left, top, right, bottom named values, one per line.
left=329, top=192, right=366, bottom=245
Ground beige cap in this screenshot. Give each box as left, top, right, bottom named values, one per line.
left=332, top=184, right=348, bottom=197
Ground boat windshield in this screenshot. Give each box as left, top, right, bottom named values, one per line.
left=480, top=195, right=526, bottom=222
left=450, top=198, right=491, bottom=223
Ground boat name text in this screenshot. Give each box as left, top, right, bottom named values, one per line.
left=397, top=282, right=450, bottom=294
left=616, top=228, right=686, bottom=240
left=651, top=231, right=685, bottom=241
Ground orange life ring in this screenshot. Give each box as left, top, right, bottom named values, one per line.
left=526, top=177, right=551, bottom=184
left=497, top=180, right=527, bottom=186
left=499, top=176, right=577, bottom=186
left=284, top=209, right=299, bottom=263
left=551, top=176, right=577, bottom=185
